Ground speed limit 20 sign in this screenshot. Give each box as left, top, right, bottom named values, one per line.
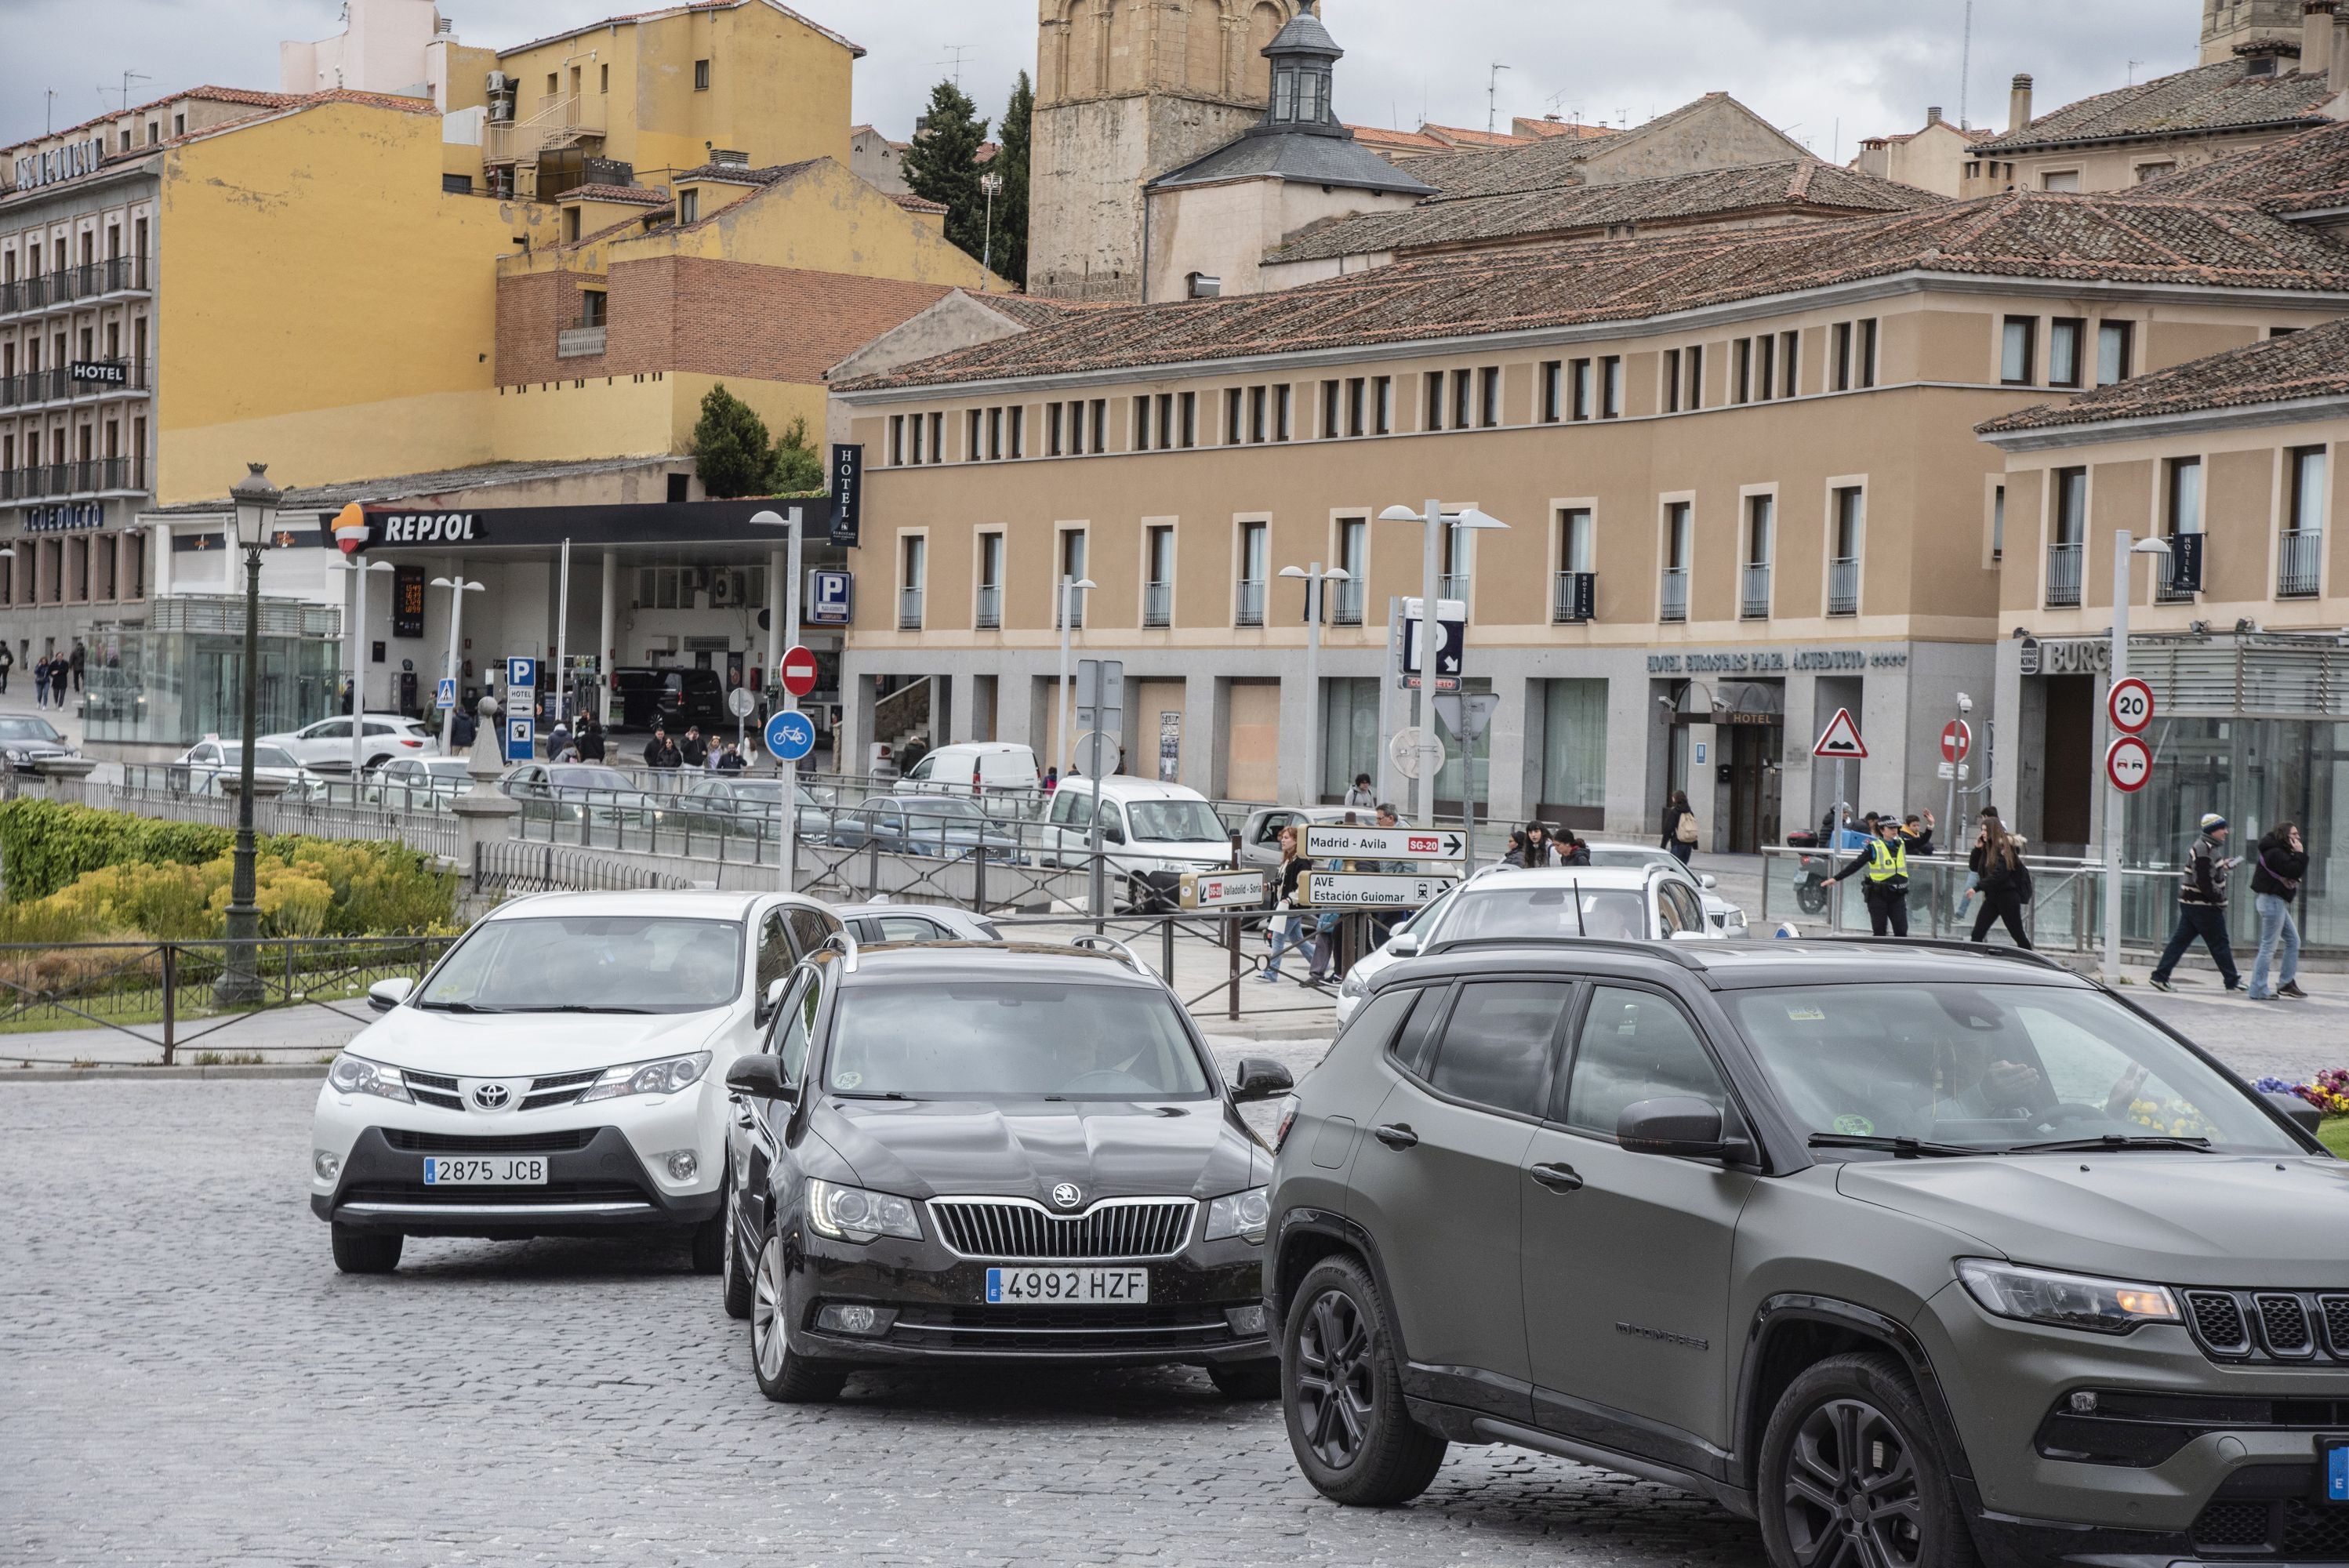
left=2108, top=677, right=2154, bottom=735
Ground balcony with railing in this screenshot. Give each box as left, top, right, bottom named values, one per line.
left=1236, top=578, right=1266, bottom=627
left=0, top=359, right=152, bottom=411
left=1055, top=593, right=1084, bottom=630
left=975, top=584, right=1001, bottom=630
left=1552, top=570, right=1595, bottom=623
left=2279, top=530, right=2322, bottom=598
left=0, top=255, right=151, bottom=318
left=1142, top=581, right=1171, bottom=628
left=2155, top=541, right=2198, bottom=603
left=1827, top=556, right=1859, bottom=616
left=557, top=325, right=607, bottom=358
left=0, top=457, right=145, bottom=501
left=1659, top=566, right=1688, bottom=622
left=2046, top=541, right=2082, bottom=608
left=1740, top=563, right=1772, bottom=619
left=897, top=586, right=924, bottom=630
left=1437, top=572, right=1469, bottom=604
left=485, top=93, right=608, bottom=166
left=1331, top=575, right=1363, bottom=626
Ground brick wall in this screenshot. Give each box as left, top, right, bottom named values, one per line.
left=496, top=269, right=602, bottom=384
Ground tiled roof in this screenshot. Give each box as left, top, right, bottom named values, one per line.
left=144, top=456, right=679, bottom=515
left=837, top=191, right=2349, bottom=393
left=565, top=183, right=667, bottom=205
left=1265, top=158, right=1948, bottom=265
left=2131, top=118, right=2349, bottom=207
left=672, top=158, right=826, bottom=187
left=1864, top=120, right=1993, bottom=147
left=2, top=84, right=431, bottom=164
left=1516, top=118, right=1618, bottom=142
left=1345, top=124, right=1451, bottom=155
left=503, top=0, right=863, bottom=61
left=1973, top=59, right=2339, bottom=154
left=891, top=191, right=949, bottom=214
left=1385, top=94, right=1795, bottom=204
left=964, top=291, right=1102, bottom=327
left=1979, top=313, right=2349, bottom=434
left=1418, top=123, right=1535, bottom=150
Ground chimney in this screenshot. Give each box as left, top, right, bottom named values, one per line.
left=2336, top=4, right=2349, bottom=93
left=2304, top=1, right=2337, bottom=77
left=1926, top=105, right=1943, bottom=125
left=2009, top=74, right=2033, bottom=133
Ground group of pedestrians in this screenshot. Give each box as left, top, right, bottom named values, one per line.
left=2149, top=814, right=2309, bottom=1000
left=641, top=725, right=749, bottom=773
left=1501, top=822, right=1590, bottom=867
left=3, top=642, right=83, bottom=707
left=1264, top=803, right=1406, bottom=985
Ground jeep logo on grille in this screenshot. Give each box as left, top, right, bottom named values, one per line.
left=471, top=1082, right=513, bottom=1111
left=1051, top=1183, right=1082, bottom=1210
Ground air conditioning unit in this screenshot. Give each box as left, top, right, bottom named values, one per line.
left=711, top=571, right=736, bottom=607
left=485, top=71, right=515, bottom=122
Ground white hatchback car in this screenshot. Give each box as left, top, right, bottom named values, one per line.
left=310, top=889, right=841, bottom=1273
left=1331, top=864, right=1718, bottom=1026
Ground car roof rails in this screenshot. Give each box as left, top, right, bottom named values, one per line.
left=1802, top=935, right=2079, bottom=975
left=1422, top=934, right=1712, bottom=971
left=1066, top=932, right=1156, bottom=979
left=817, top=928, right=860, bottom=974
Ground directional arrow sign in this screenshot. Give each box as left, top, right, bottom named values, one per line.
left=1179, top=869, right=1271, bottom=910
left=1304, top=826, right=1466, bottom=862
left=1303, top=872, right=1456, bottom=908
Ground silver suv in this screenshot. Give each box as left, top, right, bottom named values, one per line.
left=1267, top=938, right=2342, bottom=1568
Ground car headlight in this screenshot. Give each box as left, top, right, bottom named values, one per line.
left=2, top=748, right=25, bottom=764
left=1955, top=1258, right=2179, bottom=1334
left=1204, top=1186, right=1270, bottom=1244
left=806, top=1178, right=922, bottom=1243
left=327, top=1053, right=413, bottom=1102
left=577, top=1051, right=711, bottom=1103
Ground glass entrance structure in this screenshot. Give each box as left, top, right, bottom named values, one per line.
left=82, top=595, right=343, bottom=746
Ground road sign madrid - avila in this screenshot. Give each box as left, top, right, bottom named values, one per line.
left=1305, top=826, right=1465, bottom=862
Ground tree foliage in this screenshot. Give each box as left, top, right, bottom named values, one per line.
left=995, top=72, right=1033, bottom=287
left=691, top=382, right=779, bottom=499
left=772, top=416, right=824, bottom=494
left=903, top=80, right=992, bottom=267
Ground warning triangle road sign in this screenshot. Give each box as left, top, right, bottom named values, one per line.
left=1813, top=707, right=1868, bottom=760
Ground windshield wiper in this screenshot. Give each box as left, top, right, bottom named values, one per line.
left=531, top=1004, right=659, bottom=1014
left=1807, top=1133, right=1981, bottom=1159
left=2003, top=1134, right=2214, bottom=1154
left=418, top=1000, right=503, bottom=1013
left=830, top=1090, right=916, bottom=1101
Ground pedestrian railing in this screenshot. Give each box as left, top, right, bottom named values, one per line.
left=108, top=775, right=463, bottom=858
left=474, top=839, right=696, bottom=896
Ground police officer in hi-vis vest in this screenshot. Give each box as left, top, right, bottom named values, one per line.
left=1828, top=812, right=1912, bottom=936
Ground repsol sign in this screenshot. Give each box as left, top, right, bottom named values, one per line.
left=375, top=512, right=483, bottom=543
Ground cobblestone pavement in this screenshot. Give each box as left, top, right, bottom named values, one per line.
left=0, top=1075, right=1767, bottom=1568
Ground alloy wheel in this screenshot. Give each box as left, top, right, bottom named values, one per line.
left=753, top=1237, right=787, bottom=1381
left=1780, top=1396, right=1927, bottom=1568
left=1292, top=1287, right=1376, bottom=1468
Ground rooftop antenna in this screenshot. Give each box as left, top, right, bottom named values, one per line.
left=46, top=89, right=60, bottom=133
left=2126, top=58, right=2144, bottom=85
left=118, top=70, right=151, bottom=112
left=939, top=44, right=974, bottom=88
left=1959, top=0, right=1973, bottom=128
left=1487, top=62, right=1510, bottom=135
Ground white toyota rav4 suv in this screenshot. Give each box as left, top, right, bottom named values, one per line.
left=310, top=890, right=840, bottom=1273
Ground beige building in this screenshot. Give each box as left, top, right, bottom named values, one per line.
left=830, top=192, right=2349, bottom=846
left=1851, top=109, right=1988, bottom=199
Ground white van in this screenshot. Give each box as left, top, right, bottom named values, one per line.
left=1042, top=775, right=1236, bottom=910
left=899, top=742, right=1041, bottom=801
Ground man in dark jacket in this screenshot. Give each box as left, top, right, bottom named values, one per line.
left=2248, top=822, right=2310, bottom=1000
left=643, top=728, right=681, bottom=769
left=680, top=727, right=710, bottom=768
left=2151, top=813, right=2241, bottom=992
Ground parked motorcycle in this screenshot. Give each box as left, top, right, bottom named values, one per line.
left=1785, top=827, right=1833, bottom=915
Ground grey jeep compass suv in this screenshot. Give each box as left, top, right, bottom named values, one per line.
left=1267, top=938, right=2346, bottom=1568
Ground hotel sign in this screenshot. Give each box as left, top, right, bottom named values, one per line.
left=13, top=138, right=108, bottom=193
left=69, top=361, right=129, bottom=385
left=1646, top=648, right=1909, bottom=674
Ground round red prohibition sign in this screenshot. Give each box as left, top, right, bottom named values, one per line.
left=1940, top=720, right=1973, bottom=764
left=2108, top=677, right=2155, bottom=735
left=2106, top=734, right=2153, bottom=793
left=780, top=646, right=819, bottom=698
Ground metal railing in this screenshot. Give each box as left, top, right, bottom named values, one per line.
left=1659, top=567, right=1688, bottom=622
left=898, top=585, right=924, bottom=630
left=2278, top=530, right=2322, bottom=598
left=1827, top=556, right=1858, bottom=616
left=975, top=584, right=1002, bottom=630
left=475, top=839, right=695, bottom=896
left=484, top=92, right=607, bottom=165
left=0, top=457, right=140, bottom=501
left=1552, top=570, right=1592, bottom=623
left=0, top=256, right=149, bottom=316
left=2155, top=543, right=2198, bottom=603
left=1235, top=578, right=1265, bottom=627
left=1740, top=562, right=1771, bottom=619
left=556, top=325, right=607, bottom=358
left=2046, top=540, right=2082, bottom=607
left=111, top=771, right=465, bottom=858
left=1142, top=581, right=1171, bottom=628
left=1438, top=572, right=1469, bottom=603
left=1055, top=594, right=1084, bottom=630
left=1331, top=576, right=1363, bottom=626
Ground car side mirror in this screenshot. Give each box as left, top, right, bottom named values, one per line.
left=368, top=977, right=415, bottom=1013
left=1668, top=929, right=1713, bottom=943
left=725, top=1055, right=795, bottom=1102
left=1699, top=873, right=1719, bottom=889
left=756, top=976, right=787, bottom=1026
left=1231, top=1056, right=1294, bottom=1104
left=2266, top=1091, right=2324, bottom=1138
left=1618, top=1097, right=1737, bottom=1160
left=1385, top=933, right=1422, bottom=958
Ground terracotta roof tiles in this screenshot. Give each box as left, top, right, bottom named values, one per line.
left=1973, top=59, right=2339, bottom=154
left=2131, top=118, right=2349, bottom=208
left=1979, top=312, right=2349, bottom=434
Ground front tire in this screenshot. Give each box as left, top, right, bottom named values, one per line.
left=720, top=1187, right=753, bottom=1320
left=1208, top=1358, right=1282, bottom=1400
left=1758, top=1352, right=1978, bottom=1568
left=331, top=1224, right=402, bottom=1274
left=688, top=1206, right=725, bottom=1276
left=750, top=1234, right=844, bottom=1403
left=1282, top=1256, right=1446, bottom=1505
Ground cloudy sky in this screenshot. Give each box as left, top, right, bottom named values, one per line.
left=5, top=0, right=2195, bottom=160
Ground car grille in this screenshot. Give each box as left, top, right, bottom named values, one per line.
left=2182, top=1289, right=2349, bottom=1363
left=341, top=1181, right=646, bottom=1208
left=405, top=1069, right=463, bottom=1111
left=379, top=1127, right=599, bottom=1154
left=886, top=1303, right=1235, bottom=1352
left=519, top=1069, right=601, bottom=1112
left=2193, top=1497, right=2349, bottom=1557
left=928, top=1196, right=1195, bottom=1261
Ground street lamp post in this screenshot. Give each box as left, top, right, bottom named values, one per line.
left=1279, top=562, right=1351, bottom=806
left=338, top=557, right=393, bottom=784
left=215, top=463, right=280, bottom=1006
left=1378, top=501, right=1508, bottom=822
left=750, top=509, right=803, bottom=892
left=1055, top=574, right=1097, bottom=783
left=978, top=171, right=1004, bottom=289
left=2104, top=529, right=2173, bottom=981
left=430, top=574, right=485, bottom=752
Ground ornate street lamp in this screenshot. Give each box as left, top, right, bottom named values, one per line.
left=215, top=462, right=280, bottom=1005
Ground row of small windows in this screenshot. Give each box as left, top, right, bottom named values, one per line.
left=2000, top=314, right=2131, bottom=390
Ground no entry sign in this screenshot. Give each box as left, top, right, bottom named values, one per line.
left=2105, top=735, right=2153, bottom=793
left=780, top=645, right=819, bottom=698
left=1940, top=720, right=1973, bottom=764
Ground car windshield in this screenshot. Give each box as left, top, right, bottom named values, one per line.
left=1445, top=885, right=1650, bottom=942
left=548, top=765, right=635, bottom=791
left=824, top=982, right=1212, bottom=1099
left=901, top=797, right=987, bottom=823
left=216, top=743, right=301, bottom=771
left=425, top=760, right=470, bottom=778
left=417, top=916, right=743, bottom=1014
left=1588, top=845, right=1672, bottom=872
left=1129, top=800, right=1225, bottom=842
left=0, top=717, right=62, bottom=742
left=1729, top=983, right=2300, bottom=1154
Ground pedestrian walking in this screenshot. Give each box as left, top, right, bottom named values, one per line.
left=643, top=728, right=681, bottom=769
left=1898, top=811, right=1936, bottom=857
left=1501, top=829, right=1531, bottom=867
left=2151, top=812, right=2242, bottom=993
left=1043, top=767, right=1058, bottom=797
left=716, top=742, right=748, bottom=774
left=32, top=654, right=49, bottom=708
left=1261, top=826, right=1316, bottom=982
left=1967, top=818, right=2035, bottom=948
left=575, top=713, right=606, bottom=761
left=68, top=641, right=85, bottom=694
left=1829, top=814, right=1913, bottom=936
left=0, top=641, right=13, bottom=695
left=2247, top=822, right=2310, bottom=1001
left=1557, top=829, right=1592, bottom=867
left=1344, top=773, right=1376, bottom=809
left=680, top=727, right=710, bottom=768
left=1661, top=789, right=1698, bottom=865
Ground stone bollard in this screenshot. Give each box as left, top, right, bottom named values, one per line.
left=449, top=694, right=521, bottom=895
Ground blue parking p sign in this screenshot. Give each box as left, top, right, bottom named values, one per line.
left=506, top=656, right=535, bottom=691
left=764, top=710, right=816, bottom=763
left=808, top=569, right=852, bottom=626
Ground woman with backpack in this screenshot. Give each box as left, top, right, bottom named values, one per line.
left=2248, top=822, right=2310, bottom=1000
left=1661, top=789, right=1698, bottom=865
left=1968, top=818, right=2034, bottom=949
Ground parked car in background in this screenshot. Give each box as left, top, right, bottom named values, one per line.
left=499, top=761, right=666, bottom=827
left=899, top=742, right=1041, bottom=803
left=0, top=714, right=79, bottom=771
left=828, top=794, right=1025, bottom=862
left=1581, top=840, right=1749, bottom=937
left=675, top=775, right=837, bottom=844
left=167, top=739, right=324, bottom=798
left=611, top=667, right=726, bottom=733
left=1236, top=805, right=1364, bottom=873
left=260, top=713, right=437, bottom=774
left=1042, top=777, right=1236, bottom=910
left=365, top=757, right=473, bottom=809
left=831, top=903, right=1003, bottom=945
left=1332, top=865, right=1715, bottom=1025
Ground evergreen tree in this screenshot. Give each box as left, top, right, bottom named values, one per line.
left=691, top=383, right=775, bottom=499
left=995, top=71, right=1033, bottom=288
left=902, top=79, right=990, bottom=266
left=772, top=416, right=824, bottom=494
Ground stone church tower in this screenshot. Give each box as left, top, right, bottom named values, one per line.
left=2202, top=0, right=2308, bottom=62
left=1028, top=0, right=1308, bottom=301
